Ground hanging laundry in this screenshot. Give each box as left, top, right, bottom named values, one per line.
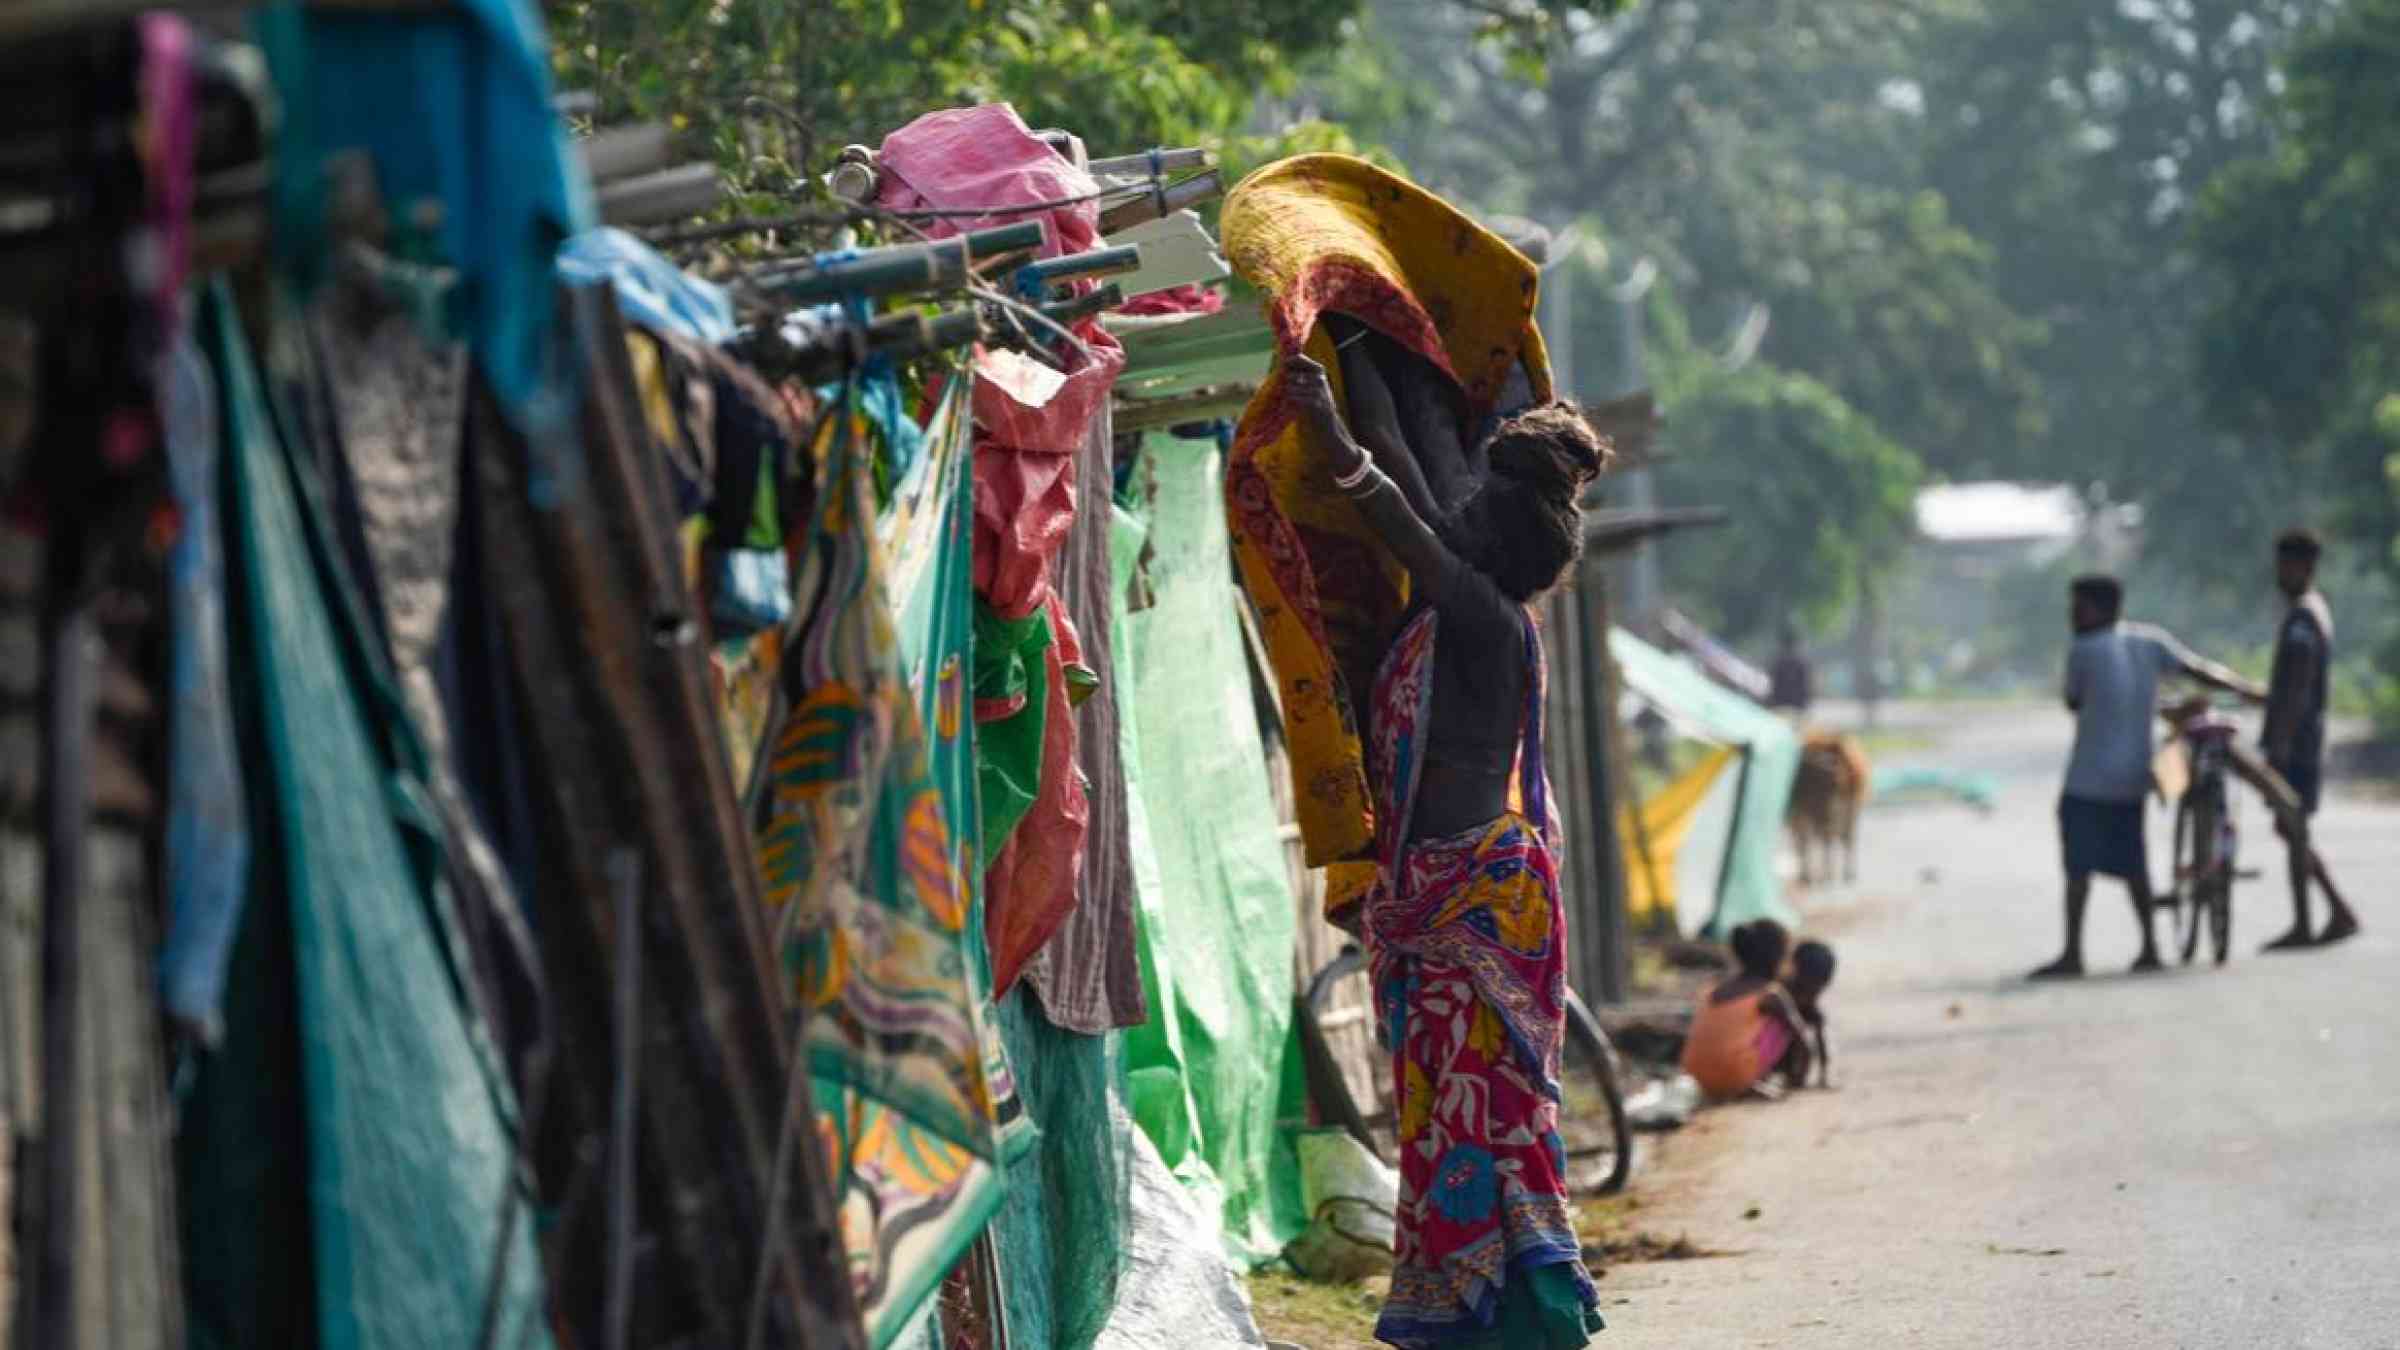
left=761, top=375, right=1009, bottom=1346
left=157, top=323, right=249, bottom=1044
left=874, top=375, right=1033, bottom=1162
left=981, top=590, right=1090, bottom=996
left=622, top=326, right=715, bottom=516
left=471, top=283, right=864, bottom=1348
left=1021, top=411, right=1148, bottom=1032
left=557, top=225, right=737, bottom=346
left=257, top=0, right=594, bottom=434
left=1117, top=283, right=1226, bottom=318
left=872, top=103, right=1123, bottom=992
left=973, top=601, right=1053, bottom=863
left=301, top=274, right=545, bottom=1076
left=191, top=281, right=553, bottom=1350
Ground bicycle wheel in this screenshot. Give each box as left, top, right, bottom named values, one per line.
left=2176, top=794, right=2216, bottom=966
left=1297, top=944, right=1393, bottom=1164
left=2169, top=797, right=2200, bottom=964
left=2206, top=842, right=2234, bottom=967
left=1559, top=988, right=1632, bottom=1195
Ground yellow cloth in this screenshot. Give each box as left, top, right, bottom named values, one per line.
left=1220, top=154, right=1553, bottom=904
left=1618, top=747, right=1734, bottom=931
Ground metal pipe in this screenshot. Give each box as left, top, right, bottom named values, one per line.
left=1096, top=170, right=1224, bottom=234
left=1085, top=147, right=1212, bottom=179
left=603, top=850, right=644, bottom=1350
left=596, top=163, right=723, bottom=228
left=1015, top=244, right=1142, bottom=292
left=1037, top=282, right=1125, bottom=327
left=773, top=307, right=986, bottom=384
left=34, top=593, right=97, bottom=1350
left=766, top=245, right=967, bottom=304
left=755, top=222, right=1048, bottom=303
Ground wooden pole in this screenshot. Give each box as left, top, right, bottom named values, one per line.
left=1576, top=565, right=1633, bottom=1003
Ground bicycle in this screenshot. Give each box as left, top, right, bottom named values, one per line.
left=2158, top=696, right=2261, bottom=966
left=1296, top=942, right=1633, bottom=1195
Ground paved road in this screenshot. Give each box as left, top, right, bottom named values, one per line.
left=1607, top=702, right=2400, bottom=1349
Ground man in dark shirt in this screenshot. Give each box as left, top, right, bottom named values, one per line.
left=1767, top=622, right=1813, bottom=714
left=2260, top=528, right=2361, bottom=950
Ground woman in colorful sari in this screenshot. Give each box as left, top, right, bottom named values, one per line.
left=1287, top=315, right=1609, bottom=1349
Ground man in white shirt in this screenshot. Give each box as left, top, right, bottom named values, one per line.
left=2031, top=575, right=2261, bottom=979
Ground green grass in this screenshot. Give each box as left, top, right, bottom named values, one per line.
left=1245, top=1193, right=1721, bottom=1346
left=1247, top=1268, right=1386, bottom=1350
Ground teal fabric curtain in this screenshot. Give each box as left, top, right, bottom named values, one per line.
left=186, top=282, right=550, bottom=1348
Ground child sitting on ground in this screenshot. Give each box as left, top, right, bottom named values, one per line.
left=1682, top=919, right=1813, bottom=1100
left=1785, top=939, right=1837, bottom=1089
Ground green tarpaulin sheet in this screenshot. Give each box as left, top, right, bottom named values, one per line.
left=1119, top=434, right=1308, bottom=1266
left=1608, top=627, right=1801, bottom=938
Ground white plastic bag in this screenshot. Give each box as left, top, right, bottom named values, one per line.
left=1284, top=1128, right=1399, bottom=1282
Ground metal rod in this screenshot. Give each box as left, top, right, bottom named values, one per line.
left=764, top=247, right=964, bottom=304
left=603, top=849, right=644, bottom=1350
left=767, top=307, right=987, bottom=385
left=741, top=1015, right=816, bottom=1350
left=1037, top=282, right=1126, bottom=327
left=34, top=591, right=97, bottom=1350
left=596, top=163, right=723, bottom=229
left=1085, top=147, right=1212, bottom=179
left=1096, top=170, right=1224, bottom=234
left=1016, top=244, right=1142, bottom=292
left=757, top=222, right=1044, bottom=303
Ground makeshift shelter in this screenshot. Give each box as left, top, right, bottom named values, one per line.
left=1608, top=628, right=1803, bottom=937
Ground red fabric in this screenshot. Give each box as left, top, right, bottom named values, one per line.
left=1118, top=283, right=1225, bottom=318
left=984, top=591, right=1090, bottom=996
left=876, top=103, right=1103, bottom=260
left=968, top=328, right=1124, bottom=620
left=879, top=104, right=1120, bottom=984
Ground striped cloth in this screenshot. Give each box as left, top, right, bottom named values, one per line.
left=1021, top=409, right=1148, bottom=1032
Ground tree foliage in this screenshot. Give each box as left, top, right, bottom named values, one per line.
left=2190, top=0, right=2400, bottom=708
left=1306, top=0, right=2044, bottom=481
left=1913, top=0, right=2341, bottom=595
left=1643, top=290, right=1925, bottom=642
left=547, top=0, right=1367, bottom=202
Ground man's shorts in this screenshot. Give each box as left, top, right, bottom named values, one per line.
left=2059, top=794, right=2147, bottom=882
left=2269, top=754, right=2322, bottom=817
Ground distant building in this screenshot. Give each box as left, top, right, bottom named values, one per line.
left=1894, top=482, right=2144, bottom=692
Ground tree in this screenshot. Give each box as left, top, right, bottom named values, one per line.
left=547, top=0, right=1367, bottom=207
left=1644, top=290, right=1926, bottom=643
left=1302, top=0, right=2046, bottom=479
left=2191, top=0, right=2400, bottom=714
left=1913, top=0, right=2342, bottom=591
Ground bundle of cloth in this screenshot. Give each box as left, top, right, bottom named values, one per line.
left=1219, top=154, right=1554, bottom=924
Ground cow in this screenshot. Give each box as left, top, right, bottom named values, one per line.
left=1787, top=731, right=1870, bottom=886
